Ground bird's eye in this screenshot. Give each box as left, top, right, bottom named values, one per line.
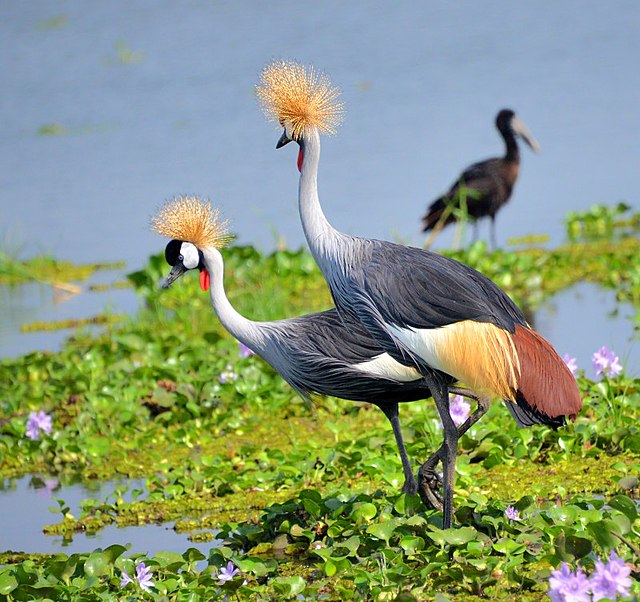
left=178, top=255, right=183, bottom=262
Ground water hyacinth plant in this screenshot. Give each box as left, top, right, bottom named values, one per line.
left=547, top=552, right=633, bottom=601
left=563, top=353, right=579, bottom=377
left=120, top=562, right=155, bottom=592
left=592, top=346, right=623, bottom=378
left=449, top=394, right=471, bottom=426
left=1, top=226, right=639, bottom=600
left=25, top=410, right=52, bottom=440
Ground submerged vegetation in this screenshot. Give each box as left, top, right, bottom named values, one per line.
left=0, top=205, right=638, bottom=600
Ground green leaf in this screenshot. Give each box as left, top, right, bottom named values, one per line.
left=270, top=575, right=306, bottom=597
left=587, top=520, right=620, bottom=549
left=366, top=519, right=397, bottom=542
left=426, top=526, right=477, bottom=546
left=564, top=535, right=592, bottom=559
left=608, top=495, right=638, bottom=522
left=0, top=571, right=17, bottom=595
left=350, top=502, right=377, bottom=522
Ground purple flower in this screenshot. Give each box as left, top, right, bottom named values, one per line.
left=504, top=506, right=520, bottom=521
left=26, top=411, right=53, bottom=440
left=449, top=395, right=470, bottom=427
left=218, top=364, right=238, bottom=384
left=548, top=563, right=591, bottom=602
left=238, top=342, right=255, bottom=358
left=120, top=562, right=155, bottom=592
left=590, top=551, right=632, bottom=600
left=562, top=353, right=578, bottom=377
left=217, top=561, right=239, bottom=584
left=592, top=346, right=622, bottom=378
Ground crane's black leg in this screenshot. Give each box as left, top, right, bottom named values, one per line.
left=375, top=402, right=417, bottom=495
left=415, top=373, right=458, bottom=528
left=418, top=388, right=490, bottom=510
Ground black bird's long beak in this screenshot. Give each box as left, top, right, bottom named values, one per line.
left=276, top=129, right=292, bottom=149
left=511, top=116, right=541, bottom=153
left=161, top=262, right=188, bottom=288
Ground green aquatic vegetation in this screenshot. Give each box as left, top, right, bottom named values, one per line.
left=0, top=250, right=124, bottom=285
left=0, top=236, right=639, bottom=600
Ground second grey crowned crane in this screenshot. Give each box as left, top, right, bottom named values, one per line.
left=152, top=195, right=488, bottom=496
left=257, top=60, right=581, bottom=529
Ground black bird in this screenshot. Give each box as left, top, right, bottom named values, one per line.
left=422, top=109, right=540, bottom=249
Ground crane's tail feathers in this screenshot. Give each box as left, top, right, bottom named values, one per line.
left=505, top=393, right=565, bottom=429
left=512, top=325, right=582, bottom=421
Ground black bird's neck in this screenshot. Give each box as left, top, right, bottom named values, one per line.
left=501, top=128, right=520, bottom=163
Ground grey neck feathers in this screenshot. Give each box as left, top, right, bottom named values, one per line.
left=298, top=129, right=352, bottom=272
left=202, top=248, right=267, bottom=353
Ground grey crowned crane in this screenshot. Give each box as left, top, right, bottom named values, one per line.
left=422, top=109, right=540, bottom=249
left=152, top=195, right=490, bottom=495
left=257, top=60, right=581, bottom=528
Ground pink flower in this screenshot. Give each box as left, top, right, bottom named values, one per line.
left=548, top=563, right=590, bottom=602
left=120, top=562, right=154, bottom=592
left=217, top=561, right=239, bottom=584
left=449, top=395, right=470, bottom=427
left=590, top=551, right=632, bottom=600
left=504, top=505, right=520, bottom=521
left=592, top=346, right=622, bottom=378
left=26, top=411, right=52, bottom=440
left=562, top=353, right=578, bottom=377
left=238, top=342, right=255, bottom=358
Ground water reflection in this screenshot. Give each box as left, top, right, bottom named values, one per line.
left=0, top=475, right=213, bottom=556
left=534, top=282, right=639, bottom=378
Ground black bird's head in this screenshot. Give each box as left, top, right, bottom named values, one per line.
left=496, top=108, right=540, bottom=153
left=162, top=239, right=209, bottom=291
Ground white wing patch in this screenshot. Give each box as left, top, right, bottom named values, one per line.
left=386, top=324, right=450, bottom=372
left=353, top=353, right=422, bottom=382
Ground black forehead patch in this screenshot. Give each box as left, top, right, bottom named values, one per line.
left=165, top=239, right=183, bottom=266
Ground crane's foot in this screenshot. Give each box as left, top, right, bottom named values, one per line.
left=401, top=474, right=418, bottom=496
left=417, top=456, right=443, bottom=511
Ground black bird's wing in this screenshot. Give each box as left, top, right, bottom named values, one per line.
left=422, top=158, right=502, bottom=231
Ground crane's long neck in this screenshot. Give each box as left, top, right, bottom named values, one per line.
left=298, top=128, right=345, bottom=268
left=201, top=248, right=267, bottom=354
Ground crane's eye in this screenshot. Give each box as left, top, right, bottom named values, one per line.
left=178, top=254, right=184, bottom=262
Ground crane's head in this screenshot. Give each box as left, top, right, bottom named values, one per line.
left=496, top=109, right=541, bottom=153
left=150, top=195, right=232, bottom=291
left=256, top=60, right=343, bottom=171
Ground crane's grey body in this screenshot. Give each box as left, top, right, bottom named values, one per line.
left=164, top=243, right=444, bottom=493
left=199, top=248, right=427, bottom=404
left=283, top=125, right=544, bottom=526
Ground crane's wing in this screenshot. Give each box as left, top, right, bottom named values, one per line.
left=354, top=241, right=526, bottom=332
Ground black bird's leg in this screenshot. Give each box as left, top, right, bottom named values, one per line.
left=418, top=388, right=490, bottom=510
left=375, top=402, right=417, bottom=495
left=490, top=215, right=497, bottom=250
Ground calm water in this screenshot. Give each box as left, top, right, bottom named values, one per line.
left=1, top=5, right=638, bottom=355
left=0, top=476, right=215, bottom=556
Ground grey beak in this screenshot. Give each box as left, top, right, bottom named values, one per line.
left=511, top=116, right=541, bottom=153
left=276, top=130, right=292, bottom=149
left=161, top=262, right=188, bottom=288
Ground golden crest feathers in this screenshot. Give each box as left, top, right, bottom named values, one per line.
left=150, top=195, right=233, bottom=249
left=256, top=60, right=344, bottom=139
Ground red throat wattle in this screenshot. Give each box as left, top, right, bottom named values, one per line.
left=199, top=269, right=210, bottom=292
left=297, top=148, right=303, bottom=172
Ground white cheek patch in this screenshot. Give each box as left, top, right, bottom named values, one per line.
left=353, top=353, right=422, bottom=382
left=180, top=242, right=200, bottom=270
